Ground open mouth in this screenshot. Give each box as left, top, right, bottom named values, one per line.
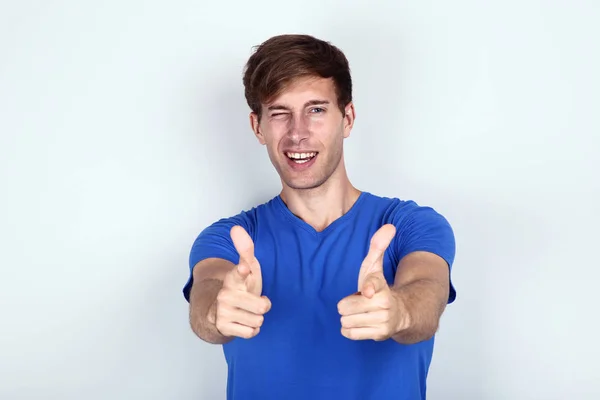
left=286, top=151, right=318, bottom=164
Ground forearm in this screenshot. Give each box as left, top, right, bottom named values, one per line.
left=391, top=279, right=448, bottom=345
left=189, top=278, right=233, bottom=345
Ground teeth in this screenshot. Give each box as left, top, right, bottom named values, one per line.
left=286, top=152, right=316, bottom=159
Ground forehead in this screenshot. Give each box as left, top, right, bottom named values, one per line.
left=265, top=76, right=337, bottom=108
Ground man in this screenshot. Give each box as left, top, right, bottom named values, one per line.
left=183, top=34, right=457, bottom=400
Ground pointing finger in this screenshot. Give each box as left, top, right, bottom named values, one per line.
left=361, top=273, right=387, bottom=298
left=338, top=292, right=392, bottom=315
left=217, top=291, right=272, bottom=315
left=223, top=263, right=251, bottom=288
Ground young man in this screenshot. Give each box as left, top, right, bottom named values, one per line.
left=183, top=34, right=457, bottom=400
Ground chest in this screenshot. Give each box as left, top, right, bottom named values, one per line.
left=254, top=228, right=397, bottom=304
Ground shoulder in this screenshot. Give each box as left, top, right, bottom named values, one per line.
left=187, top=196, right=277, bottom=270
left=184, top=196, right=280, bottom=302
left=362, top=192, right=452, bottom=228
left=195, top=195, right=280, bottom=241
left=362, top=191, right=456, bottom=264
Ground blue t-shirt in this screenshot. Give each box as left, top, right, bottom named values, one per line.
left=183, top=191, right=456, bottom=400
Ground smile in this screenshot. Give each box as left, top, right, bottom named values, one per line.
left=286, top=152, right=318, bottom=164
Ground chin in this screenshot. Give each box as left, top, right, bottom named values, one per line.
left=283, top=177, right=327, bottom=191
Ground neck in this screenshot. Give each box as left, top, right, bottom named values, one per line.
left=279, top=161, right=361, bottom=232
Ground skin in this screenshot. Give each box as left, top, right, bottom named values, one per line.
left=249, top=76, right=360, bottom=231
left=189, top=75, right=450, bottom=345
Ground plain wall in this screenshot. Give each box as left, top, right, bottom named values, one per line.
left=1, top=1, right=598, bottom=399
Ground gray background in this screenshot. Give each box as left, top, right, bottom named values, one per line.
left=1, top=0, right=598, bottom=399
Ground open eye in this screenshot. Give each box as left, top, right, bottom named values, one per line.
left=310, top=107, right=325, bottom=114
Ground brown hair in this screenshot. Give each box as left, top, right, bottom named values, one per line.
left=243, top=34, right=352, bottom=119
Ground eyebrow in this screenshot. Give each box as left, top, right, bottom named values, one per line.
left=267, top=99, right=330, bottom=111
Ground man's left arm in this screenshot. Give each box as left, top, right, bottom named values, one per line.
left=389, top=250, right=450, bottom=345
left=338, top=206, right=456, bottom=344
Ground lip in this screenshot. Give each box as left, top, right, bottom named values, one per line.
left=283, top=150, right=319, bottom=154
left=284, top=152, right=318, bottom=171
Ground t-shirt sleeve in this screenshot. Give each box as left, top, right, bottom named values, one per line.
left=182, top=211, right=256, bottom=302
left=388, top=202, right=457, bottom=303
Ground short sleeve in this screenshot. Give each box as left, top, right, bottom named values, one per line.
left=387, top=202, right=457, bottom=303
left=182, top=211, right=256, bottom=302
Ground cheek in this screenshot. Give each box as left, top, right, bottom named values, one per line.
left=261, top=132, right=284, bottom=153
left=307, top=117, right=326, bottom=130
left=270, top=118, right=292, bottom=132
left=263, top=121, right=288, bottom=139
left=315, top=121, right=343, bottom=143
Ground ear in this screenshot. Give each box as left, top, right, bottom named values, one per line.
left=249, top=112, right=266, bottom=145
left=342, top=102, right=356, bottom=139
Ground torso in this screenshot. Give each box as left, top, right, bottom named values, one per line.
left=221, top=192, right=436, bottom=400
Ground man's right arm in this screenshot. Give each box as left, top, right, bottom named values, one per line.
left=188, top=257, right=236, bottom=345
left=188, top=225, right=270, bottom=344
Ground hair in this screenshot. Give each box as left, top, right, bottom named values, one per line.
left=242, top=34, right=353, bottom=119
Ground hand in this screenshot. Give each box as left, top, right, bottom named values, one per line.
left=337, top=224, right=407, bottom=341
left=209, top=225, right=271, bottom=339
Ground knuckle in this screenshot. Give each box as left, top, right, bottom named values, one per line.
left=380, top=310, right=391, bottom=323
left=241, top=328, right=257, bottom=339
left=340, top=317, right=349, bottom=328
left=238, top=331, right=250, bottom=339
left=338, top=302, right=350, bottom=315
left=379, top=295, right=391, bottom=309
left=378, top=327, right=391, bottom=340
left=215, top=321, right=227, bottom=334
left=216, top=290, right=229, bottom=303
left=214, top=305, right=223, bottom=317
left=263, top=300, right=272, bottom=313
left=216, top=305, right=231, bottom=320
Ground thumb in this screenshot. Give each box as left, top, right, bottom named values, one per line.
left=224, top=262, right=252, bottom=288
left=361, top=273, right=388, bottom=299
left=358, top=224, right=396, bottom=292
left=230, top=225, right=263, bottom=292
left=231, top=225, right=258, bottom=269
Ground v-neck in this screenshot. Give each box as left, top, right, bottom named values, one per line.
left=273, top=191, right=369, bottom=238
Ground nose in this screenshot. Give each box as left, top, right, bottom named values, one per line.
left=286, top=114, right=310, bottom=144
